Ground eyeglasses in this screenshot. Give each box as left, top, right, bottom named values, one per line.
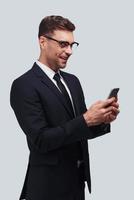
left=43, top=35, right=79, bottom=50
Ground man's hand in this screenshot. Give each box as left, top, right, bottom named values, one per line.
left=83, top=97, right=120, bottom=127
left=104, top=101, right=120, bottom=124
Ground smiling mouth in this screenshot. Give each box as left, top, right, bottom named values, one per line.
left=60, top=57, right=68, bottom=61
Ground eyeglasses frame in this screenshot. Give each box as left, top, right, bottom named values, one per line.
left=42, top=35, right=79, bottom=49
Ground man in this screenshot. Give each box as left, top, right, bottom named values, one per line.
left=10, top=15, right=119, bottom=200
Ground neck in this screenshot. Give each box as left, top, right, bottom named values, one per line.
left=38, top=56, right=59, bottom=73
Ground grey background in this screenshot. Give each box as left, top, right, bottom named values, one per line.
left=0, top=0, right=133, bottom=199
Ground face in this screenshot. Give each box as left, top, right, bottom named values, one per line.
left=39, top=30, right=75, bottom=72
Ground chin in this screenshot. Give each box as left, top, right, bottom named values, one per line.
left=58, top=63, right=67, bottom=69
left=60, top=65, right=67, bottom=69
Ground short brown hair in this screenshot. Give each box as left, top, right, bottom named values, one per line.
left=38, top=15, right=75, bottom=38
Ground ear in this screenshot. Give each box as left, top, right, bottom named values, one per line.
left=39, top=36, right=47, bottom=50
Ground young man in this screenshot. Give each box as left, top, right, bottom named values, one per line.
left=10, top=15, right=119, bottom=200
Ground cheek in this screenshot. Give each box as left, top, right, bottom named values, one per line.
left=47, top=49, right=56, bottom=58
left=56, top=50, right=64, bottom=57
left=47, top=45, right=62, bottom=59
left=54, top=50, right=62, bottom=59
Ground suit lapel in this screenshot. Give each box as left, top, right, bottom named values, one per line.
left=32, top=63, right=74, bottom=118
left=60, top=71, right=80, bottom=116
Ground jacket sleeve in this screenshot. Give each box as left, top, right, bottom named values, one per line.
left=10, top=78, right=110, bottom=154
left=74, top=76, right=110, bottom=139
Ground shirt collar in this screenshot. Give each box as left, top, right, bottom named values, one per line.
left=36, top=60, right=61, bottom=80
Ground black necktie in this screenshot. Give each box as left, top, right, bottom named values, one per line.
left=53, top=73, right=75, bottom=117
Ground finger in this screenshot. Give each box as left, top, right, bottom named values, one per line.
left=104, top=114, right=116, bottom=123
left=111, top=102, right=119, bottom=108
left=101, top=97, right=116, bottom=108
left=112, top=107, right=120, bottom=115
left=109, top=114, right=117, bottom=121
left=104, top=105, right=115, bottom=113
left=104, top=111, right=112, bottom=117
left=114, top=97, right=118, bottom=102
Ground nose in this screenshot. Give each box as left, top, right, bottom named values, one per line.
left=65, top=45, right=73, bottom=56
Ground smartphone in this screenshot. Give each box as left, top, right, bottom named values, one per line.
left=108, top=88, right=120, bottom=99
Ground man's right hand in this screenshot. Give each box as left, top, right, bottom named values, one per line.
left=83, top=97, right=119, bottom=127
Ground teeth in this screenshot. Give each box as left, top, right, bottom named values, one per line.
left=60, top=56, right=68, bottom=59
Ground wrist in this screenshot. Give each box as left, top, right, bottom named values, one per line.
left=83, top=112, right=92, bottom=127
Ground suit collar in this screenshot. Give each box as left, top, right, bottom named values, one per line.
left=36, top=60, right=56, bottom=81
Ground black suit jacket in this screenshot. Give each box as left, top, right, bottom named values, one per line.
left=10, top=63, right=110, bottom=200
